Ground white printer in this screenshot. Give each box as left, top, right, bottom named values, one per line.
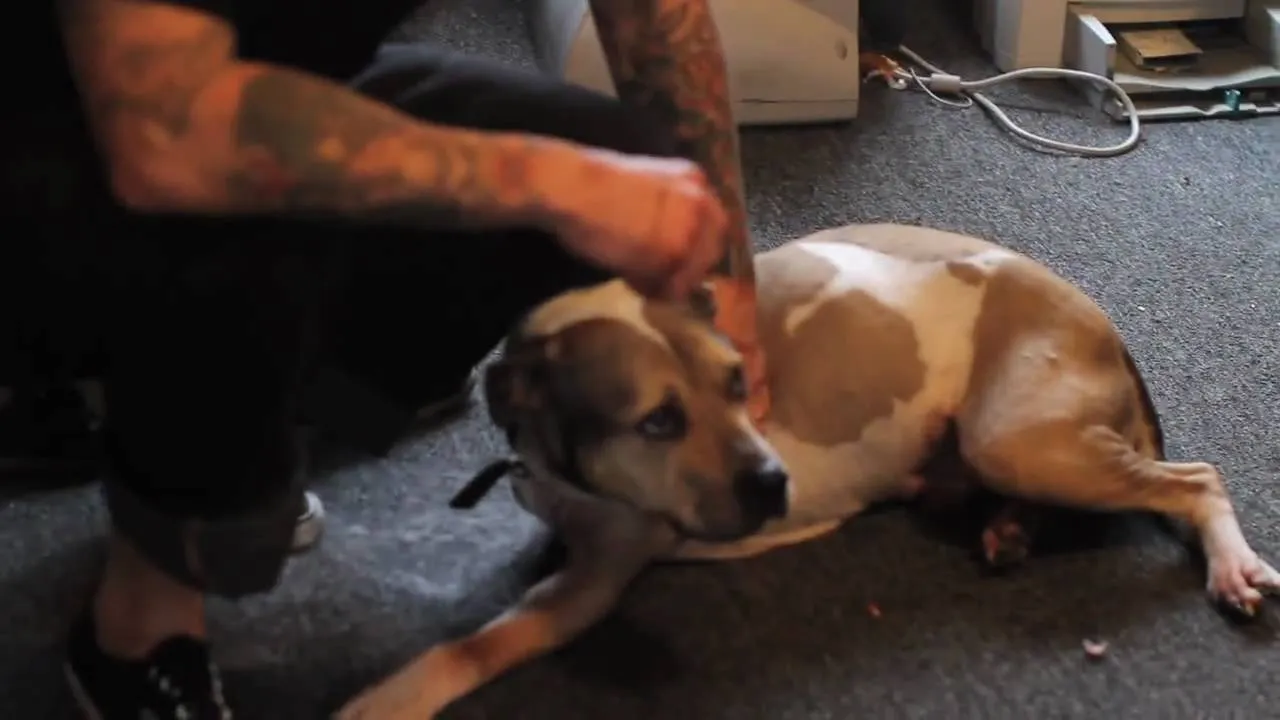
left=527, top=0, right=862, bottom=126
left=974, top=0, right=1280, bottom=118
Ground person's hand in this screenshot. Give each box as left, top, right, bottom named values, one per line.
left=544, top=148, right=728, bottom=301
left=539, top=145, right=770, bottom=424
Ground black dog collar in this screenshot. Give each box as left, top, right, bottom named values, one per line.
left=447, top=424, right=589, bottom=510
left=448, top=457, right=525, bottom=509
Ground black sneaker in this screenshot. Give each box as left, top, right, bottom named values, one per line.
left=64, top=610, right=233, bottom=720
left=291, top=490, right=326, bottom=554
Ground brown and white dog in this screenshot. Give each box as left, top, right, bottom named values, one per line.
left=337, top=223, right=1279, bottom=719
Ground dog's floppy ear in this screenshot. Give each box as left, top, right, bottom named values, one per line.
left=483, top=335, right=560, bottom=431
left=482, top=360, right=527, bottom=431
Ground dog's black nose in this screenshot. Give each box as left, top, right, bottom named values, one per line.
left=734, top=463, right=790, bottom=520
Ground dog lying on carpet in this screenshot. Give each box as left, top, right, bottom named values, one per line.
left=338, top=223, right=1278, bottom=719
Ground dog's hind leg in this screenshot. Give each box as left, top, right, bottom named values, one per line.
left=959, top=419, right=1279, bottom=617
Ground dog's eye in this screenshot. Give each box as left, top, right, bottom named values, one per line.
left=636, top=398, right=688, bottom=441
left=726, top=365, right=747, bottom=402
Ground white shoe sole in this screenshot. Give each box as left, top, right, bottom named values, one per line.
left=288, top=370, right=475, bottom=556
left=63, top=662, right=105, bottom=720
left=291, top=491, right=326, bottom=554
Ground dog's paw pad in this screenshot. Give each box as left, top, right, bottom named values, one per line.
left=1208, top=554, right=1279, bottom=618
left=981, top=522, right=1030, bottom=570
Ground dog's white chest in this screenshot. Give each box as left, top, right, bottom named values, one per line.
left=757, top=240, right=1004, bottom=528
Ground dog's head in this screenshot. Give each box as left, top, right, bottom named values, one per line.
left=484, top=280, right=788, bottom=541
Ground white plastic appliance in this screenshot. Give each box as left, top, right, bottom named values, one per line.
left=973, top=0, right=1280, bottom=119
left=527, top=0, right=862, bottom=126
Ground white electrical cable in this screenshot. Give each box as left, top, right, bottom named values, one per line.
left=893, top=45, right=1143, bottom=158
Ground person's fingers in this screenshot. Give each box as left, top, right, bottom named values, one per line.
left=578, top=161, right=726, bottom=301
left=649, top=236, right=696, bottom=300
left=669, top=197, right=729, bottom=299
left=635, top=192, right=698, bottom=300
left=660, top=240, right=709, bottom=300
left=666, top=245, right=716, bottom=300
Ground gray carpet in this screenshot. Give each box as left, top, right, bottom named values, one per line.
left=4, top=1, right=1278, bottom=717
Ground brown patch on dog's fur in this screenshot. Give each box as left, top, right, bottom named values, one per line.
left=755, top=245, right=927, bottom=447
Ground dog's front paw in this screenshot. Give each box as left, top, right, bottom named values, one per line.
left=1207, top=552, right=1280, bottom=618
left=335, top=658, right=445, bottom=720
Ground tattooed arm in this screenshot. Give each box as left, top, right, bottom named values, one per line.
left=589, top=0, right=750, bottom=279
left=56, top=0, right=580, bottom=228
left=589, top=0, right=770, bottom=420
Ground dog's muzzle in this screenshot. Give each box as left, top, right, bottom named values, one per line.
left=733, top=461, right=790, bottom=521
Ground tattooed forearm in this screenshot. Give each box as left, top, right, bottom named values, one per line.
left=221, top=65, right=557, bottom=228
left=590, top=0, right=752, bottom=282
left=590, top=0, right=771, bottom=421
left=57, top=0, right=235, bottom=139
left=57, top=0, right=566, bottom=228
